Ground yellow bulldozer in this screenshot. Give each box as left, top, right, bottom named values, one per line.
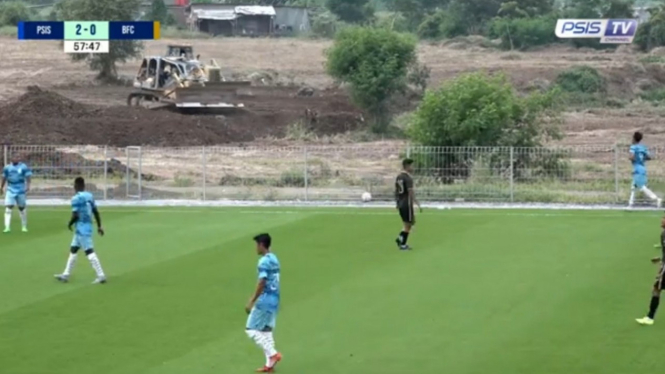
left=127, top=44, right=252, bottom=113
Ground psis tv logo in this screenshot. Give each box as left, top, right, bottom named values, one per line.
left=555, top=19, right=638, bottom=43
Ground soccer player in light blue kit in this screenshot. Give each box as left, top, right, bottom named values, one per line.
left=245, top=233, right=282, bottom=373
left=629, top=131, right=661, bottom=208
left=0, top=155, right=32, bottom=233
left=54, top=177, right=107, bottom=284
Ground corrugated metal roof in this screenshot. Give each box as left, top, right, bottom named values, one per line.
left=191, top=5, right=275, bottom=20
left=235, top=6, right=276, bottom=16
left=193, top=9, right=237, bottom=20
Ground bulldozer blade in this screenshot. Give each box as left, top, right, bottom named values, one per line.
left=174, top=84, right=246, bottom=107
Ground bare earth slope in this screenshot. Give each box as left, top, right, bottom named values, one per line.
left=1, top=37, right=665, bottom=146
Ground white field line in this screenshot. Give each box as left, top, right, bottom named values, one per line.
left=23, top=199, right=662, bottom=218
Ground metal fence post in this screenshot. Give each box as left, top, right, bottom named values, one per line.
left=304, top=146, right=309, bottom=201
left=202, top=146, right=207, bottom=201
left=125, top=147, right=130, bottom=198
left=614, top=143, right=619, bottom=203
left=138, top=146, right=142, bottom=200
left=103, top=146, right=108, bottom=201
left=509, top=147, right=515, bottom=203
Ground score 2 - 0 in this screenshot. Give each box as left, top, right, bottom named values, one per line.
left=64, top=21, right=109, bottom=40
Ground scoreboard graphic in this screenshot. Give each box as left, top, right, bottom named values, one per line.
left=18, top=21, right=161, bottom=53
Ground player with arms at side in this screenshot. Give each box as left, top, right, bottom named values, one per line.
left=395, top=158, right=421, bottom=250
left=54, top=177, right=107, bottom=284
left=636, top=216, right=665, bottom=325
left=629, top=131, right=661, bottom=208
left=245, top=233, right=282, bottom=373
left=1, top=155, right=32, bottom=233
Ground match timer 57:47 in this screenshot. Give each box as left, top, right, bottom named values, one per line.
left=63, top=41, right=109, bottom=54
left=64, top=21, right=109, bottom=40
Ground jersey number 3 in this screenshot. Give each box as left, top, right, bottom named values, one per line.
left=396, top=179, right=405, bottom=194
left=270, top=273, right=280, bottom=291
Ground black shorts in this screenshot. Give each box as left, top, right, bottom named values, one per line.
left=398, top=203, right=415, bottom=225
left=654, top=266, right=665, bottom=291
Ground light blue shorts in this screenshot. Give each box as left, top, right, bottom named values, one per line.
left=4, top=192, right=26, bottom=208
left=246, top=307, right=277, bottom=331
left=71, top=234, right=93, bottom=250
left=633, top=174, right=647, bottom=189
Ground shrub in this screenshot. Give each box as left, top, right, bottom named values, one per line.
left=408, top=72, right=563, bottom=180
left=640, top=87, right=665, bottom=103
left=554, top=65, right=607, bottom=94
left=326, top=26, right=417, bottom=132
left=310, top=10, right=347, bottom=38
left=489, top=15, right=558, bottom=50
left=635, top=7, right=665, bottom=52
left=0, top=2, right=31, bottom=26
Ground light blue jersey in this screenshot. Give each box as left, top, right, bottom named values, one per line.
left=3, top=163, right=32, bottom=194
left=256, top=253, right=280, bottom=312
left=3, top=163, right=32, bottom=207
left=246, top=252, right=280, bottom=331
left=631, top=144, right=650, bottom=188
left=71, top=191, right=96, bottom=236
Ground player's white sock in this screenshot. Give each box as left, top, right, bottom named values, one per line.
left=18, top=209, right=27, bottom=228
left=63, top=253, right=77, bottom=276
left=4, top=208, right=11, bottom=229
left=259, top=331, right=277, bottom=357
left=86, top=252, right=105, bottom=278
left=629, top=187, right=636, bottom=206
left=641, top=186, right=659, bottom=201
left=246, top=330, right=268, bottom=357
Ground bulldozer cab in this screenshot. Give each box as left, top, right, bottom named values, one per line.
left=134, top=57, right=187, bottom=90
left=167, top=44, right=194, bottom=60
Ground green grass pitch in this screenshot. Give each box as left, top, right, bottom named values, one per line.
left=0, top=207, right=663, bottom=374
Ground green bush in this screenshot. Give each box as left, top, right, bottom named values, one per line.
left=0, top=2, right=32, bottom=26
left=635, top=7, right=665, bottom=52
left=554, top=65, right=607, bottom=94
left=640, top=87, right=665, bottom=102
left=489, top=15, right=558, bottom=50
left=408, top=72, right=563, bottom=180
left=310, top=10, right=347, bottom=38
left=326, top=26, right=417, bottom=132
left=374, top=12, right=409, bottom=33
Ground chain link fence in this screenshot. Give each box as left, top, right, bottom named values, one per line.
left=3, top=144, right=663, bottom=205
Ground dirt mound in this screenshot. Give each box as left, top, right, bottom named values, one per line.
left=0, top=86, right=363, bottom=146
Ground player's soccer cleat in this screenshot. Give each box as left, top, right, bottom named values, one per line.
left=658, top=199, right=663, bottom=208
left=21, top=227, right=27, bottom=233
left=268, top=352, right=282, bottom=370
left=399, top=244, right=412, bottom=250
left=255, top=366, right=274, bottom=373
left=54, top=274, right=69, bottom=283
left=3, top=228, right=9, bottom=233
left=92, top=277, right=107, bottom=284
left=636, top=317, right=654, bottom=325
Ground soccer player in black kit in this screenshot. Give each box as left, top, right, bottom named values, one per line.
left=636, top=215, right=665, bottom=325
left=395, top=158, right=421, bottom=250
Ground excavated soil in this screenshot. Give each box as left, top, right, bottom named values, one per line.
left=0, top=86, right=362, bottom=146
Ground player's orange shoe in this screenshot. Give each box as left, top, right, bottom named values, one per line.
left=255, top=366, right=273, bottom=373
left=269, top=352, right=282, bottom=369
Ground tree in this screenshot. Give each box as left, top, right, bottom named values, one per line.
left=326, top=27, right=416, bottom=131
left=387, top=0, right=448, bottom=30
left=56, top=0, right=144, bottom=81
left=326, top=0, right=374, bottom=24
left=147, top=0, right=175, bottom=26
left=0, top=2, right=32, bottom=26
left=408, top=72, right=563, bottom=179
left=635, top=6, right=665, bottom=51
left=498, top=0, right=554, bottom=18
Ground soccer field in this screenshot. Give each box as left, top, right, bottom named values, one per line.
left=0, top=207, right=662, bottom=374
